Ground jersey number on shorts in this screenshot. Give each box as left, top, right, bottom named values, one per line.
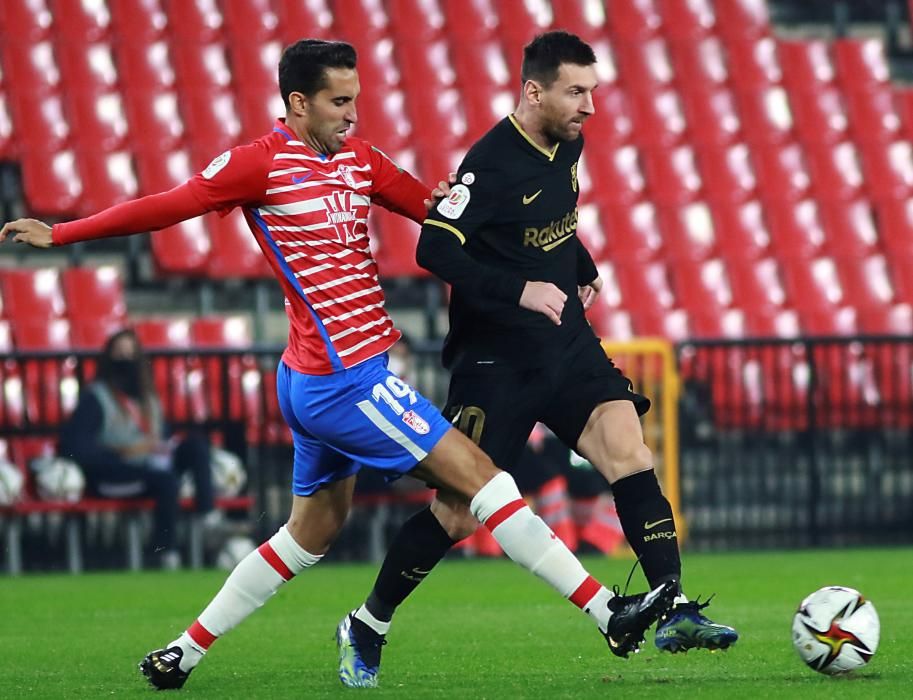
left=371, top=376, right=417, bottom=416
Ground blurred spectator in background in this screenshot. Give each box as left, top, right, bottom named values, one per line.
left=60, top=329, right=215, bottom=569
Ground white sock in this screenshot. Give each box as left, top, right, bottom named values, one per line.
left=354, top=605, right=392, bottom=635
left=470, top=472, right=615, bottom=631
left=170, top=526, right=321, bottom=672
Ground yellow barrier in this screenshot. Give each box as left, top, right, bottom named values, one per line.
left=600, top=338, right=684, bottom=540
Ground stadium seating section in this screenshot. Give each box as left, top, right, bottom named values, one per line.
left=1, top=2, right=913, bottom=436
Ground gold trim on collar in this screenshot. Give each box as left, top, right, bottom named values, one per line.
left=508, top=114, right=558, bottom=161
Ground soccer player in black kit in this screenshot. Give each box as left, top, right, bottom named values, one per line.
left=336, top=31, right=738, bottom=687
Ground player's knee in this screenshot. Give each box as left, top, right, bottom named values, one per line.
left=431, top=499, right=477, bottom=540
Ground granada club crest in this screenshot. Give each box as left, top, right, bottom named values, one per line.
left=337, top=164, right=357, bottom=189
left=402, top=410, right=430, bottom=435
left=324, top=190, right=358, bottom=243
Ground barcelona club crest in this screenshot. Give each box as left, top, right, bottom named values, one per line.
left=571, top=162, right=578, bottom=193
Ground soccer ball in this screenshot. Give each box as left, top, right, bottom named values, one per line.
left=216, top=536, right=257, bottom=570
left=211, top=448, right=247, bottom=498
left=0, top=460, right=24, bottom=506
left=31, top=456, right=86, bottom=503
left=792, top=586, right=879, bottom=675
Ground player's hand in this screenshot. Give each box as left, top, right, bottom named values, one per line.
left=424, top=172, right=457, bottom=212
left=0, top=218, right=54, bottom=248
left=520, top=281, right=567, bottom=325
left=578, top=276, right=603, bottom=311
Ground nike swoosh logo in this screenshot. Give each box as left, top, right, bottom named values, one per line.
left=522, top=189, right=542, bottom=205
left=644, top=518, right=672, bottom=530
left=292, top=172, right=313, bottom=184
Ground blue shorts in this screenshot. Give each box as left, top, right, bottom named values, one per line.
left=276, top=355, right=452, bottom=496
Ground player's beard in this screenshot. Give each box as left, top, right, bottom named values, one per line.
left=543, top=110, right=585, bottom=143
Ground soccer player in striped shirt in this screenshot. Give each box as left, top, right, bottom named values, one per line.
left=1, top=39, right=674, bottom=691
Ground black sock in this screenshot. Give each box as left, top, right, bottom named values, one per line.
left=363, top=506, right=456, bottom=622
left=611, top=469, right=682, bottom=591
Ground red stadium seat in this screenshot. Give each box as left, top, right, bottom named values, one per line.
left=133, top=317, right=205, bottom=423
left=588, top=307, right=635, bottom=341
left=346, top=37, right=400, bottom=90
left=845, top=86, right=903, bottom=144
left=54, top=0, right=114, bottom=41
left=12, top=318, right=72, bottom=350
left=833, top=38, right=890, bottom=92
left=372, top=208, right=426, bottom=278
left=387, top=0, right=445, bottom=40
left=836, top=255, right=896, bottom=310
left=615, top=38, right=675, bottom=91
left=115, top=41, right=176, bottom=93
left=75, top=150, right=139, bottom=216
left=606, top=0, right=662, bottom=40
left=407, top=87, right=467, bottom=148
left=586, top=88, right=636, bottom=148
left=587, top=145, right=646, bottom=206
left=353, top=90, right=412, bottom=151
left=895, top=87, right=913, bottom=141
left=642, top=145, right=702, bottom=204
left=798, top=306, right=858, bottom=337
left=858, top=303, right=913, bottom=334
left=462, top=84, right=514, bottom=143
left=736, top=87, right=794, bottom=144
left=681, top=87, right=742, bottom=146
left=878, top=198, right=913, bottom=257
left=19, top=149, right=82, bottom=216
left=744, top=307, right=799, bottom=337
left=0, top=268, right=66, bottom=322
left=766, top=198, right=827, bottom=259
left=806, top=141, right=864, bottom=202
left=134, top=147, right=193, bottom=195
left=57, top=41, right=119, bottom=94
left=714, top=0, right=770, bottom=41
left=698, top=143, right=757, bottom=202
left=575, top=204, right=607, bottom=263
left=614, top=261, right=676, bottom=314
left=888, top=252, right=913, bottom=304
left=396, top=40, right=456, bottom=95
left=0, top=92, right=12, bottom=160
left=497, top=0, right=552, bottom=43
left=658, top=201, right=716, bottom=261
left=820, top=199, right=879, bottom=258
left=222, top=0, right=279, bottom=41
left=725, top=37, right=782, bottom=89
left=630, top=88, right=687, bottom=147
left=859, top=140, right=913, bottom=201
left=134, top=318, right=192, bottom=350
left=690, top=308, right=746, bottom=339
left=551, top=0, right=609, bottom=40
left=62, top=266, right=127, bottom=323
left=125, top=89, right=185, bottom=155
left=789, top=87, right=850, bottom=145
left=333, top=0, right=389, bottom=41
left=8, top=91, right=70, bottom=155
left=182, top=90, right=243, bottom=162
left=602, top=202, right=663, bottom=262
left=236, top=84, right=285, bottom=144
left=781, top=257, right=846, bottom=313
left=416, top=144, right=465, bottom=189
left=2, top=40, right=61, bottom=96
left=592, top=262, right=624, bottom=309
left=727, top=257, right=787, bottom=311
left=752, top=140, right=811, bottom=202
left=710, top=199, right=772, bottom=261
left=443, top=0, right=498, bottom=40
left=0, top=0, right=53, bottom=41
left=672, top=258, right=733, bottom=313
left=151, top=219, right=212, bottom=276
left=69, top=90, right=130, bottom=153
left=167, top=0, right=225, bottom=42
left=452, top=40, right=511, bottom=91
left=275, top=0, right=334, bottom=43
left=109, top=0, right=168, bottom=41
left=229, top=40, right=281, bottom=92
left=635, top=308, right=691, bottom=342
left=206, top=211, right=273, bottom=279
left=669, top=37, right=729, bottom=93
left=778, top=40, right=836, bottom=94
left=70, top=317, right=129, bottom=350
left=661, top=0, right=715, bottom=40
left=172, top=42, right=233, bottom=94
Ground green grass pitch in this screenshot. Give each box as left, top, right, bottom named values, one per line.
left=1, top=548, right=907, bottom=698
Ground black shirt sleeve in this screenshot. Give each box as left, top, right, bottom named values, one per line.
left=575, top=237, right=598, bottom=287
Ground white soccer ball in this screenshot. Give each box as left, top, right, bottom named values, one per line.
left=792, top=586, right=880, bottom=675
left=211, top=448, right=247, bottom=498
left=216, top=535, right=257, bottom=570
left=31, top=457, right=86, bottom=503
left=0, top=460, right=25, bottom=506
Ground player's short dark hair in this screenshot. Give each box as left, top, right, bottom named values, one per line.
left=279, top=39, right=357, bottom=105
left=520, top=31, right=596, bottom=87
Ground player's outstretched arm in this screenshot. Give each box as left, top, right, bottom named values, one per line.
left=0, top=218, right=53, bottom=248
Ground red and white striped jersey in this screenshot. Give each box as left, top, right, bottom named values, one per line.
left=188, top=120, right=430, bottom=374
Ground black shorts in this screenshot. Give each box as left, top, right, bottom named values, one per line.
left=443, top=334, right=650, bottom=472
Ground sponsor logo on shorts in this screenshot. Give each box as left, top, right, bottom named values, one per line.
left=402, top=410, right=430, bottom=435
